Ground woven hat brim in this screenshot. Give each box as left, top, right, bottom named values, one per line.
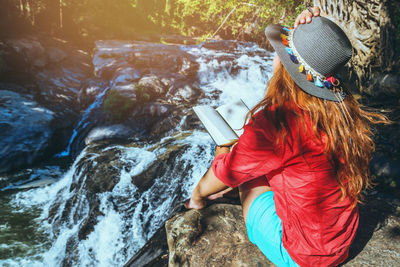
left=265, top=24, right=344, bottom=102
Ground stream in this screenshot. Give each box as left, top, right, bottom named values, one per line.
left=0, top=40, right=273, bottom=266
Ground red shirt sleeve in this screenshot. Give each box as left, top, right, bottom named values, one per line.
left=212, top=113, right=284, bottom=187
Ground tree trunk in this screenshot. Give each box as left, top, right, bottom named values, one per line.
left=308, top=0, right=397, bottom=95
left=59, top=0, right=63, bottom=28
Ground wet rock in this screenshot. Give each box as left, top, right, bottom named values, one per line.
left=34, top=56, right=91, bottom=114
left=0, top=90, right=54, bottom=173
left=93, top=41, right=199, bottom=83
left=138, top=74, right=168, bottom=97
left=0, top=82, right=29, bottom=94
left=165, top=203, right=271, bottom=266
left=124, top=226, right=169, bottom=267
left=113, top=66, right=141, bottom=85
left=0, top=165, right=63, bottom=191
left=128, top=102, right=182, bottom=139
left=2, top=35, right=92, bottom=116
left=0, top=41, right=6, bottom=74
left=166, top=81, right=204, bottom=104
left=93, top=40, right=136, bottom=79
left=78, top=78, right=108, bottom=109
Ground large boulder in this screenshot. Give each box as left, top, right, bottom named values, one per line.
left=0, top=90, right=54, bottom=173
left=126, top=195, right=400, bottom=266
left=166, top=203, right=272, bottom=266
left=4, top=37, right=47, bottom=69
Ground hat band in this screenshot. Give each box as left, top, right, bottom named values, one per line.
left=281, top=27, right=343, bottom=94
left=287, top=29, right=326, bottom=81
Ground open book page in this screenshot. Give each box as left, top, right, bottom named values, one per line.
left=193, top=105, right=239, bottom=146
left=216, top=99, right=250, bottom=136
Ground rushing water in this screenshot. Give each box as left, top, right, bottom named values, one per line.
left=0, top=41, right=273, bottom=266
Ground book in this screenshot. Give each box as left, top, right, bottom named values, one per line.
left=193, top=99, right=250, bottom=146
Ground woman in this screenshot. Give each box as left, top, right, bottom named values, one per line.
left=185, top=10, right=387, bottom=267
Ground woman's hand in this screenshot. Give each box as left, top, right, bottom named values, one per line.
left=215, top=142, right=237, bottom=158
left=215, top=146, right=230, bottom=158
left=294, top=6, right=320, bottom=28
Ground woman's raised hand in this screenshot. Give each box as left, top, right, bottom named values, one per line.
left=294, top=6, right=320, bottom=28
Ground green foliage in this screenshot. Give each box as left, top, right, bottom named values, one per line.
left=163, top=0, right=304, bottom=42
left=1, top=0, right=305, bottom=45
left=103, top=90, right=135, bottom=121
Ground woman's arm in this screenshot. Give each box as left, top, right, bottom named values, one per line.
left=184, top=146, right=231, bottom=209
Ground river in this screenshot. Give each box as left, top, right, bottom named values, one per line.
left=0, top=40, right=273, bottom=266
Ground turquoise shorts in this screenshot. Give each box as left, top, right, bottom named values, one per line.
left=246, top=191, right=299, bottom=267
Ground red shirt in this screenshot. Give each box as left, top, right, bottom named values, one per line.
left=212, top=108, right=359, bottom=267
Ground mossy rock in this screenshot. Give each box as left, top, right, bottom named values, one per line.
left=103, top=89, right=136, bottom=121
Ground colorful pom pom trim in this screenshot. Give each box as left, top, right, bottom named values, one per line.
left=280, top=27, right=344, bottom=96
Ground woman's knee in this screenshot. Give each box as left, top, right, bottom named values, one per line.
left=239, top=182, right=271, bottom=224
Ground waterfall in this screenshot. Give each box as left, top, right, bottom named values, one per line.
left=55, top=86, right=111, bottom=158
left=2, top=41, right=273, bottom=266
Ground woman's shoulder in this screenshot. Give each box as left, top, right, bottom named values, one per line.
left=244, top=108, right=278, bottom=142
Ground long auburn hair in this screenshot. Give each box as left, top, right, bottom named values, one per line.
left=247, top=61, right=389, bottom=206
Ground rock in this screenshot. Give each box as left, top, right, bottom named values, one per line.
left=379, top=74, right=400, bottom=96
left=165, top=79, right=204, bottom=104
left=342, top=196, right=400, bottom=266
left=127, top=195, right=400, bottom=267
left=78, top=78, right=108, bottom=108
left=93, top=40, right=136, bottom=79
left=0, top=90, right=54, bottom=173
left=138, top=74, right=168, bottom=97
left=128, top=102, right=182, bottom=139
left=124, top=226, right=169, bottom=267
left=0, top=41, right=6, bottom=75
left=34, top=62, right=91, bottom=114
left=2, top=35, right=91, bottom=114
left=113, top=66, right=141, bottom=85
left=46, top=46, right=68, bottom=63
left=165, top=203, right=271, bottom=266
left=4, top=37, right=47, bottom=68
left=0, top=82, right=29, bottom=94
left=371, top=154, right=400, bottom=178
left=93, top=40, right=199, bottom=83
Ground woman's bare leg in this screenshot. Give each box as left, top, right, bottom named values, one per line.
left=239, top=182, right=271, bottom=224
left=184, top=166, right=229, bottom=209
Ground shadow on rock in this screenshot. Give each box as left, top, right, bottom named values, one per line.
left=342, top=195, right=400, bottom=266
